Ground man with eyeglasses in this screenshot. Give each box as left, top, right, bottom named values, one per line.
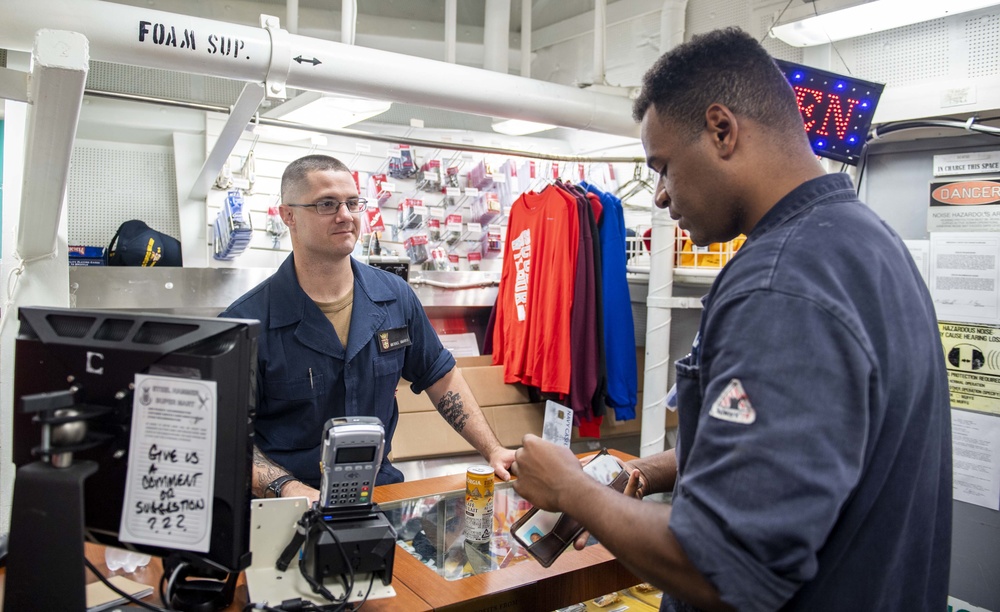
left=221, top=154, right=515, bottom=503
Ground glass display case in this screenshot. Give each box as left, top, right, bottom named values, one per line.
left=382, top=480, right=598, bottom=581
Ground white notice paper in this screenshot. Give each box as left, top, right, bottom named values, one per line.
left=903, top=239, right=930, bottom=287
left=542, top=400, right=574, bottom=447
left=951, top=409, right=1000, bottom=511
left=119, top=374, right=217, bottom=552
left=930, top=232, right=1000, bottom=325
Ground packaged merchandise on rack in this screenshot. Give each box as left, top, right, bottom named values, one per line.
left=471, top=191, right=502, bottom=225
left=486, top=226, right=503, bottom=257
left=427, top=217, right=442, bottom=242
left=444, top=165, right=461, bottom=189
left=404, top=232, right=430, bottom=264
left=213, top=190, right=253, bottom=261
left=368, top=172, right=394, bottom=208
left=398, top=198, right=427, bottom=230
left=467, top=159, right=495, bottom=190
left=462, top=223, right=484, bottom=253
left=265, top=204, right=288, bottom=248
left=443, top=214, right=464, bottom=246
left=388, top=145, right=418, bottom=179
left=429, top=247, right=454, bottom=271
left=417, top=159, right=443, bottom=192
left=467, top=251, right=482, bottom=271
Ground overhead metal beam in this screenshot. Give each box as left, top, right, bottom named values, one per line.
left=16, top=29, right=89, bottom=260
left=188, top=82, right=265, bottom=201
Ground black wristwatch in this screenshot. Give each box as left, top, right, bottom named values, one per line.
left=266, top=474, right=298, bottom=499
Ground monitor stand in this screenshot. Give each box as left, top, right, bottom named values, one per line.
left=3, top=459, right=97, bottom=611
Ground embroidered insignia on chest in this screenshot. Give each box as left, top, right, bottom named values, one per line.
left=708, top=379, right=756, bottom=425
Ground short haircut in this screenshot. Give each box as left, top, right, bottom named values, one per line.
left=632, top=28, right=803, bottom=138
left=280, top=154, right=351, bottom=203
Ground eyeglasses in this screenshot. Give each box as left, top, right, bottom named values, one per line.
left=285, top=198, right=368, bottom=215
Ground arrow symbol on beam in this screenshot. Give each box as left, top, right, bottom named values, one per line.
left=293, top=56, right=322, bottom=66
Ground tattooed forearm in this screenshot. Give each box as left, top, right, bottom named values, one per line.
left=252, top=445, right=290, bottom=498
left=437, top=391, right=470, bottom=433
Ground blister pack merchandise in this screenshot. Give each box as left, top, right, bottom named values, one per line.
left=213, top=190, right=253, bottom=261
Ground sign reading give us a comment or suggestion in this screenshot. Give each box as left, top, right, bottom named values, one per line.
left=119, top=374, right=218, bottom=553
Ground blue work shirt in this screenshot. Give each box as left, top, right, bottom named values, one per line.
left=220, top=254, right=455, bottom=487
left=665, top=174, right=952, bottom=611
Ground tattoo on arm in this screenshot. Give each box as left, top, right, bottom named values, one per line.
left=437, top=391, right=470, bottom=433
left=252, top=445, right=290, bottom=498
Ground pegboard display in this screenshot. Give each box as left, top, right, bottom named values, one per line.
left=852, top=18, right=949, bottom=87
left=87, top=60, right=244, bottom=107
left=67, top=143, right=180, bottom=249
left=758, top=14, right=803, bottom=63
left=965, top=11, right=1000, bottom=79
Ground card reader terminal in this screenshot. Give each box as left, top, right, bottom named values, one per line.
left=319, top=416, right=385, bottom=508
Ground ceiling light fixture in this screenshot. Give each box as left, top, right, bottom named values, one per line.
left=264, top=91, right=392, bottom=129
left=491, top=118, right=558, bottom=136
left=771, top=0, right=1000, bottom=47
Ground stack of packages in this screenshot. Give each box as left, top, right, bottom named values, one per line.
left=213, top=190, right=253, bottom=261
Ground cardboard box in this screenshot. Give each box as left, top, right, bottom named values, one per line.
left=395, top=381, right=437, bottom=413
left=392, top=411, right=482, bottom=460
left=490, top=402, right=545, bottom=447
left=461, top=365, right=533, bottom=407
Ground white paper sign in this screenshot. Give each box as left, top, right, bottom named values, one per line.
left=542, top=400, right=573, bottom=448
left=903, top=240, right=930, bottom=287
left=951, top=409, right=1000, bottom=511
left=119, top=374, right=217, bottom=552
left=930, top=232, right=1000, bottom=325
left=934, top=151, right=1000, bottom=177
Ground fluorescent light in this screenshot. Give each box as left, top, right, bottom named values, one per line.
left=264, top=91, right=392, bottom=129
left=491, top=119, right=557, bottom=136
left=771, top=0, right=1000, bottom=47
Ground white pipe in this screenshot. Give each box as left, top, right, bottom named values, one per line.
left=640, top=0, right=689, bottom=458
left=483, top=0, right=511, bottom=73
left=0, top=0, right=637, bottom=137
left=17, top=30, right=88, bottom=260
left=520, top=0, right=531, bottom=77
left=286, top=0, right=299, bottom=35
left=341, top=0, right=357, bottom=46
left=593, top=0, right=606, bottom=85
left=660, top=0, right=688, bottom=53
left=445, top=0, right=457, bottom=63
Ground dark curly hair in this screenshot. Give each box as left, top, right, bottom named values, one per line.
left=632, top=28, right=803, bottom=139
left=281, top=154, right=352, bottom=203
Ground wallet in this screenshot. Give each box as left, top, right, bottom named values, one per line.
left=511, top=450, right=631, bottom=568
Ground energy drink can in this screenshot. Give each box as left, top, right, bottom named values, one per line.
left=465, top=465, right=494, bottom=542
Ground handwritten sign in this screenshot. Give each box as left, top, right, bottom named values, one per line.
left=119, top=374, right=217, bottom=553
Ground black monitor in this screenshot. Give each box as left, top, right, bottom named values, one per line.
left=775, top=59, right=885, bottom=165
left=6, top=307, right=259, bottom=610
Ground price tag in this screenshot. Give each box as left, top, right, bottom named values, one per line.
left=491, top=174, right=507, bottom=184
left=464, top=187, right=480, bottom=197
left=445, top=187, right=462, bottom=197
left=430, top=208, right=446, bottom=220
left=467, top=222, right=482, bottom=233
left=383, top=182, right=396, bottom=192
left=355, top=143, right=371, bottom=153
left=413, top=205, right=429, bottom=217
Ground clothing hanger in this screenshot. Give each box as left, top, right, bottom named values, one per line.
left=615, top=163, right=654, bottom=201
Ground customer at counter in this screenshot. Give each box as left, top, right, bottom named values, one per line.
left=221, top=154, right=514, bottom=503
left=511, top=28, right=952, bottom=612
